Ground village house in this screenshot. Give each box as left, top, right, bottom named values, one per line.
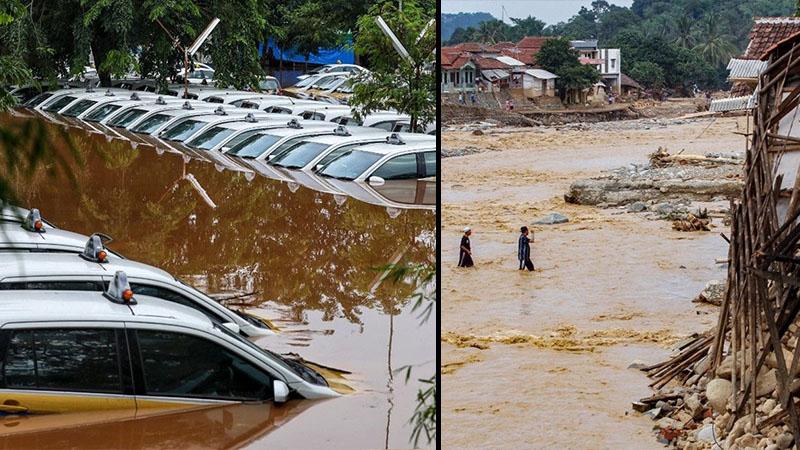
left=713, top=16, right=800, bottom=113
left=441, top=35, right=630, bottom=103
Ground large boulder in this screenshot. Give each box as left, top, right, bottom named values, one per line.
left=706, top=378, right=733, bottom=413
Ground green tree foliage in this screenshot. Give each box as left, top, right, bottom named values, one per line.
left=536, top=37, right=599, bottom=101
left=629, top=61, right=664, bottom=88
left=349, top=0, right=434, bottom=131
left=0, top=0, right=357, bottom=90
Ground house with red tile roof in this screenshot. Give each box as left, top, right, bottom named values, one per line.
left=724, top=17, right=800, bottom=97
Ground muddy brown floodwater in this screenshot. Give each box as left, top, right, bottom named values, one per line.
left=442, top=116, right=747, bottom=449
left=0, top=114, right=435, bottom=449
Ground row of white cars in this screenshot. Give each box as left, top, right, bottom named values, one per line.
left=19, top=85, right=436, bottom=212
left=0, top=206, right=340, bottom=417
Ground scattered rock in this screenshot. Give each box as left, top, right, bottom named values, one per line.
left=533, top=212, right=569, bottom=225
left=776, top=432, right=793, bottom=449
left=755, top=369, right=777, bottom=398
left=685, top=393, right=704, bottom=419
left=628, top=201, right=648, bottom=212
left=696, top=424, right=715, bottom=443
left=693, top=280, right=726, bottom=306
left=628, top=360, right=648, bottom=370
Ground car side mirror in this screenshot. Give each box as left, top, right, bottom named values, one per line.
left=313, top=164, right=322, bottom=172
left=368, top=176, right=385, bottom=186
left=274, top=380, right=290, bottom=403
left=221, top=322, right=240, bottom=334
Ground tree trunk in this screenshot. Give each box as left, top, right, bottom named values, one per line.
left=90, top=30, right=115, bottom=87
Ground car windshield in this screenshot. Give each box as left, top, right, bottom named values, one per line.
left=84, top=104, right=121, bottom=121
left=266, top=135, right=320, bottom=160
left=25, top=92, right=53, bottom=107
left=187, top=126, right=236, bottom=150
left=319, top=150, right=383, bottom=180
left=221, top=129, right=266, bottom=150
left=270, top=142, right=330, bottom=168
left=131, top=113, right=173, bottom=133
left=62, top=99, right=97, bottom=117
left=259, top=79, right=279, bottom=91
left=225, top=133, right=282, bottom=158
left=161, top=119, right=207, bottom=141
left=44, top=95, right=77, bottom=112
left=108, top=108, right=146, bottom=127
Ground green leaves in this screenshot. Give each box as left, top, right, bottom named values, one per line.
left=349, top=0, right=434, bottom=131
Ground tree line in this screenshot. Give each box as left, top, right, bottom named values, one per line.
left=445, top=0, right=795, bottom=90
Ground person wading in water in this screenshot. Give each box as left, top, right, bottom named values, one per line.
left=458, top=227, right=474, bottom=268
left=518, top=226, right=534, bottom=271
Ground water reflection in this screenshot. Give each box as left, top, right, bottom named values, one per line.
left=0, top=401, right=313, bottom=449
left=6, top=115, right=434, bottom=324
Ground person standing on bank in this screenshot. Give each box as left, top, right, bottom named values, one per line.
left=458, top=227, right=474, bottom=268
left=518, top=226, right=534, bottom=271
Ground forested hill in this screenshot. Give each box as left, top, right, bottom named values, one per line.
left=442, top=12, right=495, bottom=41
left=444, top=0, right=796, bottom=90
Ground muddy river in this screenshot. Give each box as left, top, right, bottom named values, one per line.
left=0, top=114, right=436, bottom=449
left=442, top=116, right=745, bottom=449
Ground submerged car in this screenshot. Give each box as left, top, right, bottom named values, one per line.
left=0, top=287, right=337, bottom=415
left=0, top=251, right=275, bottom=338
left=317, top=133, right=436, bottom=183
left=267, top=126, right=390, bottom=172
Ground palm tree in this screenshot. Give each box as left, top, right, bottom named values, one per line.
left=693, top=13, right=738, bottom=66
left=673, top=15, right=695, bottom=48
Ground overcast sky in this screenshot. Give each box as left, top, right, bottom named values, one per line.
left=442, top=0, right=635, bottom=25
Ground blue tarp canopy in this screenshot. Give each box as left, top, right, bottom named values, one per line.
left=260, top=37, right=354, bottom=65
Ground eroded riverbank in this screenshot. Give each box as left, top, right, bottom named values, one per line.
left=442, top=116, right=745, bottom=448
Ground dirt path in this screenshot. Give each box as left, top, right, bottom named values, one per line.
left=442, top=116, right=746, bottom=449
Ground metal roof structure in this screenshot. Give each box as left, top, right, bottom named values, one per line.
left=727, top=58, right=768, bottom=80
left=524, top=69, right=558, bottom=80
left=709, top=94, right=757, bottom=112
left=494, top=55, right=526, bottom=67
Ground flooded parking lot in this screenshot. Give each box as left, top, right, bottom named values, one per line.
left=1, top=114, right=435, bottom=449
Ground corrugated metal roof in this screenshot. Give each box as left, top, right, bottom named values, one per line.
left=709, top=94, right=757, bottom=112
left=494, top=56, right=526, bottom=67
left=481, top=69, right=510, bottom=80
left=727, top=58, right=767, bottom=80
left=524, top=69, right=558, bottom=80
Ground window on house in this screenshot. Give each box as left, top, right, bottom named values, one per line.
left=611, top=59, right=616, bottom=69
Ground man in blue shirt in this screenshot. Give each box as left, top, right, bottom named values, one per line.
left=518, top=226, right=534, bottom=271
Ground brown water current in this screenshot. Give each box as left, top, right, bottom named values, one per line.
left=442, top=116, right=746, bottom=449
left=0, top=114, right=435, bottom=449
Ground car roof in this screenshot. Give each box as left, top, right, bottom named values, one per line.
left=0, top=290, right=212, bottom=330
left=301, top=128, right=390, bottom=144
left=0, top=222, right=96, bottom=250
left=202, top=116, right=302, bottom=130
left=0, top=252, right=175, bottom=283
left=255, top=122, right=337, bottom=136
left=347, top=134, right=435, bottom=155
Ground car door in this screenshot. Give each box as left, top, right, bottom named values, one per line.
left=0, top=325, right=136, bottom=415
left=128, top=327, right=276, bottom=411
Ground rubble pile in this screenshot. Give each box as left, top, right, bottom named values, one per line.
left=636, top=35, right=800, bottom=450
left=565, top=148, right=743, bottom=206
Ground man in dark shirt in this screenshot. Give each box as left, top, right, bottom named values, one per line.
left=458, top=227, right=474, bottom=268
left=518, top=226, right=534, bottom=271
